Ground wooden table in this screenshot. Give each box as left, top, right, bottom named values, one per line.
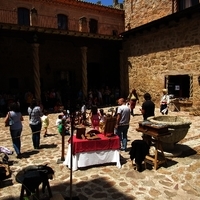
left=136, top=121, right=171, bottom=170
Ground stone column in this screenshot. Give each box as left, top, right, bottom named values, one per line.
left=81, top=47, right=88, bottom=99
left=189, top=74, right=193, bottom=98
left=31, top=40, right=41, bottom=101
left=119, top=50, right=125, bottom=97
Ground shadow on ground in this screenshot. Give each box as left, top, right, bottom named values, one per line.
left=176, top=144, right=197, bottom=157
left=1, top=176, right=136, bottom=200
left=40, top=143, right=57, bottom=149
left=21, top=150, right=40, bottom=158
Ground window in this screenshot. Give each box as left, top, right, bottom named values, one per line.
left=112, top=30, right=118, bottom=36
left=178, top=0, right=199, bottom=11
left=89, top=19, right=98, bottom=34
left=167, top=75, right=190, bottom=98
left=18, top=7, right=30, bottom=26
left=57, top=14, right=68, bottom=30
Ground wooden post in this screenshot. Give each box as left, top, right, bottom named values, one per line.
left=70, top=112, right=74, bottom=200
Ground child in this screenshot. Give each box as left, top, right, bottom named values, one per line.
left=58, top=119, right=70, bottom=136
left=90, top=105, right=100, bottom=130
left=56, top=114, right=63, bottom=127
left=41, top=110, right=49, bottom=137
left=99, top=109, right=106, bottom=132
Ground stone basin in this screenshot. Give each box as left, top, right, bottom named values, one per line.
left=147, top=115, right=191, bottom=154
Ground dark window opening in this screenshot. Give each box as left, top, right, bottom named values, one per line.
left=178, top=0, right=199, bottom=11
left=57, top=14, right=68, bottom=30
left=18, top=7, right=30, bottom=26
left=89, top=19, right=98, bottom=34
left=112, top=30, right=118, bottom=36
left=167, top=75, right=190, bottom=98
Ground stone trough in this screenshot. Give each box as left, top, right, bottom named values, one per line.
left=147, top=115, right=191, bottom=156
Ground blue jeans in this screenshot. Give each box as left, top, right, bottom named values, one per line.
left=116, top=125, right=129, bottom=150
left=30, top=123, right=42, bottom=149
left=10, top=128, right=22, bottom=155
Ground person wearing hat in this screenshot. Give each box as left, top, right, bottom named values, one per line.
left=160, top=89, right=170, bottom=115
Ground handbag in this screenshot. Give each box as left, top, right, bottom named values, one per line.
left=5, top=112, right=14, bottom=127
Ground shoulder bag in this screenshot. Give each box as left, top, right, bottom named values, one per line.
left=5, top=112, right=14, bottom=127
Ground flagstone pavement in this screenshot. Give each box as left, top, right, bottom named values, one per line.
left=0, top=105, right=200, bottom=200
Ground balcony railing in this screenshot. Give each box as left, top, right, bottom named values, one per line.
left=0, top=9, right=124, bottom=36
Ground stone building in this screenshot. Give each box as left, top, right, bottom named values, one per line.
left=122, top=0, right=200, bottom=108
left=0, top=0, right=124, bottom=105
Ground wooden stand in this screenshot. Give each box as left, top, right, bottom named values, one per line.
left=136, top=122, right=170, bottom=170
left=75, top=125, right=86, bottom=139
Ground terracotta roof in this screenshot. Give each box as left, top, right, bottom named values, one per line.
left=20, top=0, right=124, bottom=14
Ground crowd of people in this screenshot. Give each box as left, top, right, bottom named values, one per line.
left=3, top=87, right=171, bottom=173
left=0, top=86, right=120, bottom=117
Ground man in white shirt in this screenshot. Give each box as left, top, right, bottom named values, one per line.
left=115, top=98, right=130, bottom=151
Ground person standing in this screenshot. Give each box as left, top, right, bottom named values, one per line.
left=80, top=101, right=87, bottom=125
left=90, top=105, right=100, bottom=130
left=115, top=98, right=130, bottom=151
left=127, top=89, right=139, bottom=116
left=41, top=110, right=49, bottom=137
left=140, top=93, right=155, bottom=147
left=140, top=93, right=155, bottom=120
left=4, top=102, right=24, bottom=158
left=160, top=89, right=170, bottom=115
left=28, top=99, right=43, bottom=149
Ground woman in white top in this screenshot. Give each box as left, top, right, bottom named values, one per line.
left=160, top=89, right=170, bottom=115
left=4, top=102, right=23, bottom=158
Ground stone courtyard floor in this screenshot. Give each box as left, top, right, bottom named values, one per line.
left=0, top=104, right=200, bottom=200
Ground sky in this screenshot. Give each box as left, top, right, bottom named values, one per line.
left=85, top=0, right=123, bottom=6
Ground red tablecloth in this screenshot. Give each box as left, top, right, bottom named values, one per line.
left=69, top=134, right=120, bottom=155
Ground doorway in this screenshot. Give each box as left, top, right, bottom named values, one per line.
left=167, top=75, right=190, bottom=98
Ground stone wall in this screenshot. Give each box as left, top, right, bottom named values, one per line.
left=124, top=0, right=172, bottom=30
left=122, top=12, right=200, bottom=108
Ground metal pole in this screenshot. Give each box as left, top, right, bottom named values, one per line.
left=70, top=111, right=74, bottom=200
left=61, top=126, right=65, bottom=161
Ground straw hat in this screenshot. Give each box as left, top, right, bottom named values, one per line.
left=162, top=89, right=168, bottom=93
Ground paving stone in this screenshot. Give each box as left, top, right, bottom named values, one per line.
left=1, top=106, right=200, bottom=199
